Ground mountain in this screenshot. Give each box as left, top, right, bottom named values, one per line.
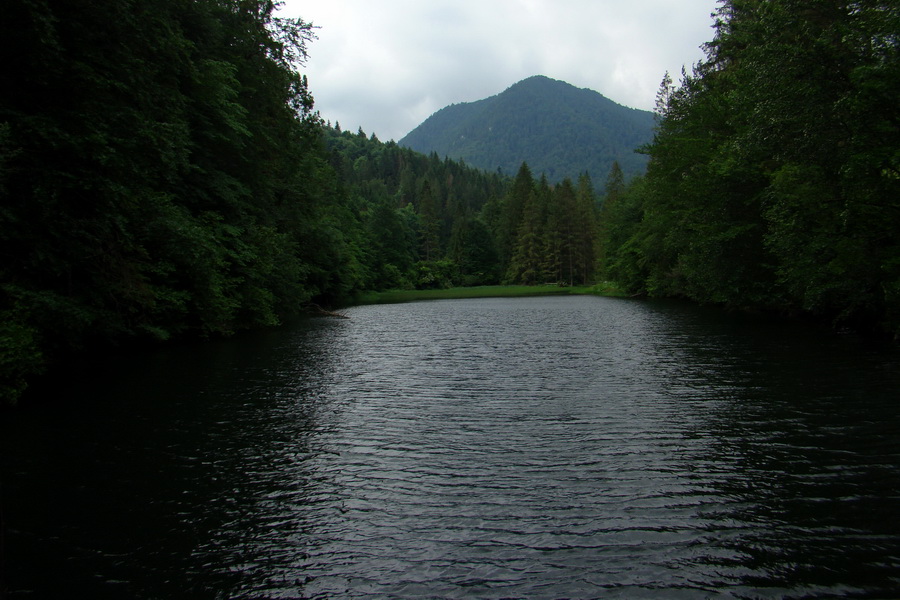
left=399, top=75, right=655, bottom=183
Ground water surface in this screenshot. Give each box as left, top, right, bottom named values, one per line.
left=2, top=296, right=899, bottom=598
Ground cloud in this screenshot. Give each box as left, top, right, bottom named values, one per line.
left=279, top=0, right=719, bottom=141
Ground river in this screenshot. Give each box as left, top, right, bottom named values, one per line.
left=2, top=295, right=899, bottom=599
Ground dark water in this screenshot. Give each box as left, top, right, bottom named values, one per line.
left=2, top=296, right=900, bottom=599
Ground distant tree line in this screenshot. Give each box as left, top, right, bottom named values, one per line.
left=597, top=0, right=899, bottom=336
left=491, top=164, right=598, bottom=286
left=320, top=125, right=508, bottom=290
left=322, top=126, right=601, bottom=289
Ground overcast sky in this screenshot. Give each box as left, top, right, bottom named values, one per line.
left=277, top=1, right=721, bottom=142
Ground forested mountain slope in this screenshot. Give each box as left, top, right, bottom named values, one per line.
left=399, top=75, right=654, bottom=182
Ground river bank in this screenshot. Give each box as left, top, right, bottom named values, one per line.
left=351, top=282, right=626, bottom=305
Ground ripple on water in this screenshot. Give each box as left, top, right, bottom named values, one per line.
left=3, top=296, right=899, bottom=599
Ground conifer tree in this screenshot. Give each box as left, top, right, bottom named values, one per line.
left=575, top=173, right=598, bottom=284
left=417, top=179, right=441, bottom=262
left=506, top=185, right=544, bottom=285
left=498, top=163, right=535, bottom=272
left=549, top=178, right=578, bottom=286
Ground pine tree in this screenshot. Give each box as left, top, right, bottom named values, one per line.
left=498, top=162, right=535, bottom=273
left=574, top=173, right=598, bottom=284
left=506, top=185, right=544, bottom=285
left=549, top=178, right=578, bottom=286
left=417, top=179, right=441, bottom=262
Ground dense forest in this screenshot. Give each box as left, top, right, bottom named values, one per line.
left=0, top=0, right=601, bottom=404
left=2, top=0, right=898, bottom=405
left=599, top=0, right=899, bottom=336
left=320, top=125, right=508, bottom=290
left=400, top=75, right=654, bottom=182
left=2, top=0, right=326, bottom=404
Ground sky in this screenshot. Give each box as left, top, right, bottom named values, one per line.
left=277, top=1, right=721, bottom=142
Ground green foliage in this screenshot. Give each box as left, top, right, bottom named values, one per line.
left=448, top=215, right=499, bottom=286
left=506, top=173, right=547, bottom=285
left=413, top=260, right=459, bottom=290
left=400, top=75, right=653, bottom=183
left=320, top=126, right=508, bottom=291
left=598, top=175, right=651, bottom=294
left=573, top=173, right=599, bottom=284
left=0, top=0, right=348, bottom=403
left=417, top=179, right=441, bottom=261
left=598, top=0, right=900, bottom=334
left=503, top=166, right=598, bottom=286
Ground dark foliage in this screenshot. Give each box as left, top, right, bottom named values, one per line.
left=1, top=0, right=333, bottom=402
left=320, top=127, right=508, bottom=291
left=598, top=0, right=900, bottom=336
left=7, top=0, right=892, bottom=405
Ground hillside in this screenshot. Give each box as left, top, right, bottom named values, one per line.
left=399, top=75, right=654, bottom=183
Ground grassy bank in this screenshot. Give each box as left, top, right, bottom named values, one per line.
left=353, top=282, right=626, bottom=305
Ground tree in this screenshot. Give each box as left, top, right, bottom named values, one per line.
left=448, top=213, right=499, bottom=286
left=600, top=0, right=900, bottom=334
left=574, top=173, right=598, bottom=284
left=547, top=178, right=578, bottom=285
left=365, top=190, right=416, bottom=289
left=598, top=176, right=650, bottom=292
left=498, top=162, right=535, bottom=273
left=0, top=0, right=338, bottom=403
left=506, top=183, right=545, bottom=285
left=319, top=124, right=508, bottom=291
left=417, top=178, right=441, bottom=262
left=597, top=162, right=624, bottom=274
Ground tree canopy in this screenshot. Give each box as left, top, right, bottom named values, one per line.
left=2, top=0, right=339, bottom=402
left=4, top=0, right=898, bottom=405
left=597, top=0, right=900, bottom=335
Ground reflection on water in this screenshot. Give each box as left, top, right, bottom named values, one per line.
left=2, top=296, right=899, bottom=599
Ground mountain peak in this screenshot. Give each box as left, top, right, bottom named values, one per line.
left=399, top=76, right=653, bottom=182
left=512, top=74, right=556, bottom=85
left=511, top=74, right=571, bottom=87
